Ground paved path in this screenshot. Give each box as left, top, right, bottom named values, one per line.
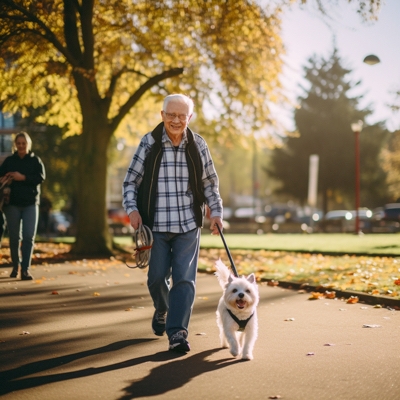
left=1, top=259, right=399, bottom=400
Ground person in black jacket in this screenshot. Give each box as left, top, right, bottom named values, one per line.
left=123, top=94, right=223, bottom=353
left=0, top=131, right=45, bottom=280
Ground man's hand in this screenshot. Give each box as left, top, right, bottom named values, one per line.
left=210, top=216, right=223, bottom=235
left=129, top=210, right=142, bottom=230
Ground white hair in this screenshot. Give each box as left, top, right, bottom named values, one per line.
left=163, top=94, right=194, bottom=115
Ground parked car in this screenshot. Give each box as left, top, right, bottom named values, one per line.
left=371, top=203, right=400, bottom=233
left=108, top=208, right=133, bottom=235
left=222, top=207, right=269, bottom=234
left=265, top=205, right=322, bottom=234
left=317, top=209, right=373, bottom=233
left=49, top=211, right=73, bottom=235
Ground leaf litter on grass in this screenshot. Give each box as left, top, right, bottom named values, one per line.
left=198, top=248, right=400, bottom=299
left=2, top=241, right=399, bottom=299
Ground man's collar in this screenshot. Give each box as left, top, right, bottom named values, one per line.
left=162, top=127, right=188, bottom=144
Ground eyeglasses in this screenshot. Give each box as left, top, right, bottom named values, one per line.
left=163, top=112, right=189, bottom=121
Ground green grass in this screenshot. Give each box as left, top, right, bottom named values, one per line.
left=36, top=233, right=400, bottom=299
left=199, top=233, right=400, bottom=256
left=38, top=233, right=400, bottom=256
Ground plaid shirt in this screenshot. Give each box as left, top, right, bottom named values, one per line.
left=123, top=128, right=223, bottom=233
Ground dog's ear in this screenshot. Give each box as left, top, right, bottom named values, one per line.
left=247, top=273, right=256, bottom=284
left=228, top=274, right=234, bottom=283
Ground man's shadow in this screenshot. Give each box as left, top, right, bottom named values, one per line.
left=119, top=348, right=239, bottom=399
left=0, top=339, right=238, bottom=397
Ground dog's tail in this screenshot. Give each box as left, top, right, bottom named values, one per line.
left=214, top=259, right=233, bottom=288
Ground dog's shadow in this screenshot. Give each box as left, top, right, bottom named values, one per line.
left=119, top=347, right=240, bottom=399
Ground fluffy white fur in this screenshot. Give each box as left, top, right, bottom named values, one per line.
left=214, top=259, right=259, bottom=360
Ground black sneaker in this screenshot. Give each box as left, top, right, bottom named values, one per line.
left=21, top=271, right=34, bottom=281
left=168, top=330, right=190, bottom=352
left=152, top=310, right=167, bottom=336
left=10, top=269, right=18, bottom=278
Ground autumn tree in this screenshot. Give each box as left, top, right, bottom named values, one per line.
left=0, top=0, right=382, bottom=255
left=0, top=0, right=287, bottom=255
left=381, top=130, right=400, bottom=201
left=267, top=49, right=389, bottom=212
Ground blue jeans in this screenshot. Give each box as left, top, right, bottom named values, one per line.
left=148, top=228, right=200, bottom=339
left=3, top=204, right=38, bottom=271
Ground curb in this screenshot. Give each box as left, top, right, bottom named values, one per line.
left=267, top=279, right=400, bottom=309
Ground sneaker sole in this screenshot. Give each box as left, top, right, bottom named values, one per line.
left=169, top=343, right=190, bottom=352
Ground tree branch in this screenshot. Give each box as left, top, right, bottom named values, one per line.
left=79, top=0, right=95, bottom=69
left=109, top=67, right=184, bottom=132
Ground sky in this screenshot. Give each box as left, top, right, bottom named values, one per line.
left=279, top=0, right=400, bottom=132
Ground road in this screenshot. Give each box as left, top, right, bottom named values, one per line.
left=1, top=258, right=399, bottom=400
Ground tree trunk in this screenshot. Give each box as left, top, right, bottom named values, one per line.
left=72, top=109, right=114, bottom=256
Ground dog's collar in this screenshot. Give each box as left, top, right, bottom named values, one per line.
left=227, top=309, right=254, bottom=332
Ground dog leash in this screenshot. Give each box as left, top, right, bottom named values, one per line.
left=125, top=224, right=153, bottom=269
left=216, top=224, right=239, bottom=277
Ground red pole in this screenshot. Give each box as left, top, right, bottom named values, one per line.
left=355, top=129, right=360, bottom=234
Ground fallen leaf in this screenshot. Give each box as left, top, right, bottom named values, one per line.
left=308, top=292, right=324, bottom=300
left=284, top=318, right=295, bottom=321
left=268, top=280, right=279, bottom=287
left=394, top=279, right=400, bottom=286
left=373, top=304, right=382, bottom=308
left=324, top=291, right=336, bottom=299
left=269, top=396, right=282, bottom=399
left=346, top=296, right=359, bottom=304
left=51, top=291, right=59, bottom=295
left=92, top=292, right=100, bottom=296
left=363, top=324, right=382, bottom=328
left=306, top=352, right=315, bottom=356
left=20, top=331, right=30, bottom=335
left=323, top=343, right=335, bottom=346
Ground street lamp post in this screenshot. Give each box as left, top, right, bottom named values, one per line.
left=351, top=120, right=363, bottom=235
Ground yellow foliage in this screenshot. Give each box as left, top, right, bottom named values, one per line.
left=0, top=0, right=287, bottom=141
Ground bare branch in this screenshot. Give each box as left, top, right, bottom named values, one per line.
left=1, top=0, right=78, bottom=66
left=110, top=67, right=184, bottom=132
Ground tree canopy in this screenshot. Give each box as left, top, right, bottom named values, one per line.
left=267, top=49, right=389, bottom=212
left=0, top=0, right=383, bottom=255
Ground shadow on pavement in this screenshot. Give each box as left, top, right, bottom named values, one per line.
left=0, top=339, right=157, bottom=395
left=119, top=348, right=239, bottom=399
left=1, top=342, right=238, bottom=398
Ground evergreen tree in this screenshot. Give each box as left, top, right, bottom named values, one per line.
left=267, top=49, right=389, bottom=212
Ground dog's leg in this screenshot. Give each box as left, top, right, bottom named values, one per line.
left=217, top=308, right=228, bottom=348
left=241, top=318, right=258, bottom=360
left=224, top=325, right=240, bottom=357
left=219, top=326, right=229, bottom=348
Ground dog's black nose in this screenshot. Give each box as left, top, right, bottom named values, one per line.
left=238, top=293, right=244, bottom=298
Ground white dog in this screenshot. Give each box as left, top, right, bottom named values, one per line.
left=214, top=259, right=259, bottom=360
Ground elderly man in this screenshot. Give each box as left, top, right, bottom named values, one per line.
left=123, top=94, right=223, bottom=352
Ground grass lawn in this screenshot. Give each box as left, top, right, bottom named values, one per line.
left=42, top=233, right=400, bottom=300
left=197, top=233, right=400, bottom=301
left=199, top=233, right=400, bottom=256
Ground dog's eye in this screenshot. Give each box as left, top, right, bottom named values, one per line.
left=232, top=289, right=237, bottom=293
left=246, top=289, right=250, bottom=293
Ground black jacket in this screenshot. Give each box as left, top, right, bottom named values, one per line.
left=0, top=152, right=45, bottom=207
left=137, top=122, right=206, bottom=229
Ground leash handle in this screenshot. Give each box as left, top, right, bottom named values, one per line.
left=216, top=224, right=239, bottom=277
